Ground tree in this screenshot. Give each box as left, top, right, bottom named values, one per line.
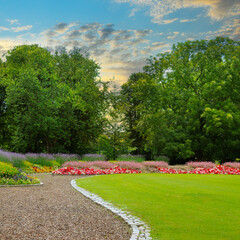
left=99, top=85, right=133, bottom=160
left=125, top=37, right=240, bottom=163
left=0, top=59, right=9, bottom=148
left=1, top=45, right=107, bottom=154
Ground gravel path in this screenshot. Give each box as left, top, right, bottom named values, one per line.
left=0, top=174, right=131, bottom=240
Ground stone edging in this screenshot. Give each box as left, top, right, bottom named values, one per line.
left=0, top=182, right=43, bottom=187
left=71, top=179, right=152, bottom=240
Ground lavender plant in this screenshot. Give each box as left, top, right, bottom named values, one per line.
left=81, top=154, right=105, bottom=161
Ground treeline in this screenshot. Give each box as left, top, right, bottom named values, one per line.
left=0, top=37, right=240, bottom=163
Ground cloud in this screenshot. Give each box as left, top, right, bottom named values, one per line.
left=129, top=7, right=139, bottom=17
left=0, top=25, right=32, bottom=32
left=80, top=22, right=101, bottom=31
left=63, top=30, right=82, bottom=39
left=180, top=19, right=197, bottom=23
left=206, top=18, right=240, bottom=40
left=167, top=31, right=179, bottom=39
left=113, top=30, right=134, bottom=41
left=114, top=0, right=240, bottom=23
left=1, top=21, right=167, bottom=84
left=7, top=19, right=19, bottom=25
left=0, top=26, right=10, bottom=31
left=140, top=42, right=170, bottom=54
left=54, top=23, right=69, bottom=33
left=162, top=18, right=178, bottom=24
left=41, top=22, right=78, bottom=39
left=134, top=29, right=152, bottom=37
left=0, top=39, right=26, bottom=56
left=100, top=26, right=115, bottom=39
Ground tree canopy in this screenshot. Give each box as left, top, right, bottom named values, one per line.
left=121, top=37, right=240, bottom=163
left=0, top=45, right=107, bottom=154
left=0, top=38, right=240, bottom=163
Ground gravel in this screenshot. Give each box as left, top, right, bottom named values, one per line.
left=0, top=174, right=132, bottom=240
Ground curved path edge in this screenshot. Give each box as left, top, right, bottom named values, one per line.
left=71, top=179, right=152, bottom=240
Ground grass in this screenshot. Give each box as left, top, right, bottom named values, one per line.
left=76, top=174, right=240, bottom=240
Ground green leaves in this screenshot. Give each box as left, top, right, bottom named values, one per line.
left=121, top=37, right=240, bottom=163
left=0, top=45, right=107, bottom=154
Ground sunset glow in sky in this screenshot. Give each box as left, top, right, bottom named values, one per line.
left=0, top=0, right=239, bottom=84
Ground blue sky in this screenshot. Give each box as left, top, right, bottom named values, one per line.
left=0, top=0, right=239, bottom=84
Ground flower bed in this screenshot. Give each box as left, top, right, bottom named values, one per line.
left=0, top=162, right=41, bottom=185
left=157, top=165, right=240, bottom=175
left=186, top=161, right=216, bottom=169
left=31, top=165, right=54, bottom=173
left=52, top=166, right=141, bottom=175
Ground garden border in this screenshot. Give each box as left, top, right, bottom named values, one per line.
left=71, top=179, right=152, bottom=240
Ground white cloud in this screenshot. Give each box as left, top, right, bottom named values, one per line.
left=7, top=19, right=19, bottom=25
left=11, top=25, right=32, bottom=32
left=0, top=26, right=10, bottom=31
left=162, top=18, right=178, bottom=24
left=167, top=31, right=179, bottom=39
left=114, top=0, right=240, bottom=24
left=0, top=25, right=32, bottom=32
left=180, top=19, right=197, bottom=23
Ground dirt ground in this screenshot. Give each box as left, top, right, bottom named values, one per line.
left=0, top=174, right=131, bottom=240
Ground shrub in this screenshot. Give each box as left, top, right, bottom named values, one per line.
left=62, top=161, right=91, bottom=168
left=154, top=156, right=170, bottom=163
left=81, top=154, right=105, bottom=161
left=142, top=161, right=169, bottom=168
left=50, top=160, right=61, bottom=167
left=117, top=154, right=145, bottom=162
left=223, top=162, right=240, bottom=168
left=0, top=162, right=20, bottom=178
left=116, top=161, right=143, bottom=169
left=90, top=161, right=115, bottom=169
left=186, top=161, right=216, bottom=169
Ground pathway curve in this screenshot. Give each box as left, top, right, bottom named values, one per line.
left=0, top=174, right=131, bottom=240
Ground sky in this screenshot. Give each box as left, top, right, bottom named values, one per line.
left=0, top=0, right=239, bottom=85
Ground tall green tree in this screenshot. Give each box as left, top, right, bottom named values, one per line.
left=0, top=59, right=9, bottom=148
left=99, top=85, right=133, bottom=160
left=1, top=45, right=107, bottom=153
left=125, top=37, right=240, bottom=163
left=121, top=72, right=156, bottom=159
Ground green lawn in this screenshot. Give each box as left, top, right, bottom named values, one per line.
left=76, top=174, right=240, bottom=240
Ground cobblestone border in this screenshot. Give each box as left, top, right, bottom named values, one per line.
left=0, top=182, right=43, bottom=187
left=71, top=179, right=152, bottom=240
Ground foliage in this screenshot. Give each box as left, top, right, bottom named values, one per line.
left=121, top=73, right=151, bottom=157
left=116, top=161, right=143, bottom=169
left=0, top=161, right=40, bottom=185
left=223, top=162, right=240, bottom=168
left=98, top=87, right=134, bottom=160
left=0, top=45, right=107, bottom=154
left=116, top=154, right=145, bottom=162
left=121, top=37, right=240, bottom=163
left=186, top=161, right=216, bottom=169
left=0, top=162, right=19, bottom=177
left=81, top=154, right=105, bottom=161
left=142, top=161, right=169, bottom=168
